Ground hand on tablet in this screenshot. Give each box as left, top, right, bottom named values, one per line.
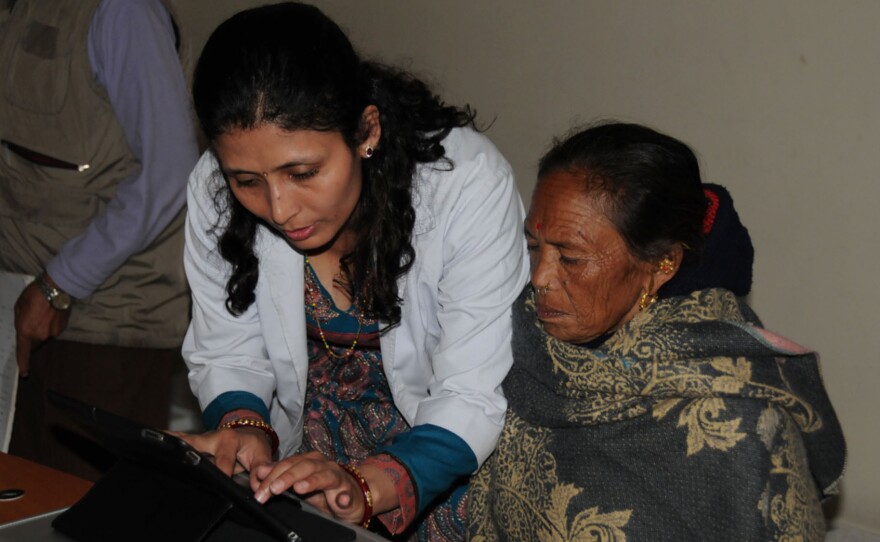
left=177, top=427, right=273, bottom=477
left=250, top=451, right=368, bottom=524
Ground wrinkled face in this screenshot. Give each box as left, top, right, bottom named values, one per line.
left=214, top=123, right=362, bottom=254
left=525, top=169, right=655, bottom=343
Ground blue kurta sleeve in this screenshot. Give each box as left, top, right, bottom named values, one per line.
left=377, top=423, right=477, bottom=513
left=203, top=391, right=271, bottom=430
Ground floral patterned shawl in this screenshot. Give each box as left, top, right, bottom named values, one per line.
left=468, top=287, right=845, bottom=542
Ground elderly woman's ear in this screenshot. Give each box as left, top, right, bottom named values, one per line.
left=652, top=247, right=684, bottom=291
left=639, top=247, right=685, bottom=310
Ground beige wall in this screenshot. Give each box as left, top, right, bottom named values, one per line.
left=181, top=0, right=879, bottom=532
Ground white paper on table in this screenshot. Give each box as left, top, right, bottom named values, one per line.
left=0, top=271, right=33, bottom=452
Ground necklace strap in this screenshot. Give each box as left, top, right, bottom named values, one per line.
left=304, top=256, right=364, bottom=359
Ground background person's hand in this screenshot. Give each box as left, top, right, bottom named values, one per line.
left=14, top=280, right=70, bottom=377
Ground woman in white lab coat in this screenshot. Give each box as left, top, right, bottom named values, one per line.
left=180, top=3, right=528, bottom=539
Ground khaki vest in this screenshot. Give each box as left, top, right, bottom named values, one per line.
left=0, top=0, right=192, bottom=348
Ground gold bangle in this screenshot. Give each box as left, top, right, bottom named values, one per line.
left=340, top=463, right=373, bottom=528
left=219, top=417, right=279, bottom=455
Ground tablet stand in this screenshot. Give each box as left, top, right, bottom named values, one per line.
left=46, top=391, right=356, bottom=542
left=52, top=457, right=358, bottom=542
left=52, top=459, right=232, bottom=542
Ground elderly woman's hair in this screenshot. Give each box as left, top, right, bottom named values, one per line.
left=538, top=122, right=707, bottom=264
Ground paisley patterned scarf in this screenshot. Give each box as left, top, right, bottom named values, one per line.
left=469, top=287, right=845, bottom=542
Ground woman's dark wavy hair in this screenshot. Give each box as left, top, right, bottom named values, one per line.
left=538, top=122, right=707, bottom=265
left=193, top=2, right=475, bottom=325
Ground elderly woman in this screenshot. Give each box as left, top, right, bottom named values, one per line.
left=468, top=123, right=845, bottom=541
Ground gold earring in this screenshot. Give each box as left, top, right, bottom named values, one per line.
left=639, top=291, right=658, bottom=311
left=659, top=257, right=675, bottom=275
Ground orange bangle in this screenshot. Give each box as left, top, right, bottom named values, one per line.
left=219, top=417, right=279, bottom=455
left=340, top=463, right=373, bottom=528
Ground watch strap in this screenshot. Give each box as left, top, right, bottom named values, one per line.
left=36, top=272, right=71, bottom=310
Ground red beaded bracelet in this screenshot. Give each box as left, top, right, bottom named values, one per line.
left=219, top=417, right=279, bottom=455
left=340, top=463, right=373, bottom=528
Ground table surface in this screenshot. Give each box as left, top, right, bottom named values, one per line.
left=0, top=452, right=92, bottom=525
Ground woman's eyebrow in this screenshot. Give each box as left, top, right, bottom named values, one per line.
left=222, top=159, right=314, bottom=177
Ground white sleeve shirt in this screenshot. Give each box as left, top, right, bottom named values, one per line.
left=183, top=127, right=529, bottom=464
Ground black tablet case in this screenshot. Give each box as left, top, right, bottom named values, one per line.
left=48, top=392, right=356, bottom=542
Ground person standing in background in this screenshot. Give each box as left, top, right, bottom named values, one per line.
left=0, top=0, right=199, bottom=481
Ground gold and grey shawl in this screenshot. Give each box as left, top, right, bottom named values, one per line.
left=469, top=287, right=845, bottom=542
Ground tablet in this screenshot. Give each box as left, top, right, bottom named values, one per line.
left=47, top=391, right=356, bottom=542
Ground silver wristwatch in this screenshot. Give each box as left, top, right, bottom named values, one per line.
left=36, top=273, right=72, bottom=311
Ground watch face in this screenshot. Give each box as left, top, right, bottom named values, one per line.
left=37, top=274, right=72, bottom=311
left=52, top=292, right=72, bottom=311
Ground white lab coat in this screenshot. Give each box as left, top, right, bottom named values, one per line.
left=182, top=128, right=529, bottom=465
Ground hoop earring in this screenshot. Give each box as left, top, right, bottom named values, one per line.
left=363, top=145, right=374, bottom=159
left=639, top=291, right=658, bottom=311
left=659, top=257, right=675, bottom=275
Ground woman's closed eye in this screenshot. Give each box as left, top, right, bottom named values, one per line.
left=288, top=168, right=318, bottom=181
left=232, top=176, right=260, bottom=188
